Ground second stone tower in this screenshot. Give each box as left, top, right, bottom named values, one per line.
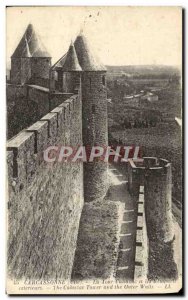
left=74, top=33, right=108, bottom=202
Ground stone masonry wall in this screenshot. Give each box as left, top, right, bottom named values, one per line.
left=7, top=94, right=84, bottom=280
left=7, top=83, right=74, bottom=139
left=50, top=92, right=74, bottom=110
left=72, top=199, right=123, bottom=279
left=7, top=84, right=27, bottom=100
left=11, top=58, right=31, bottom=85
left=11, top=58, right=21, bottom=84
left=27, top=86, right=74, bottom=117
left=7, top=85, right=39, bottom=139
left=21, top=58, right=32, bottom=85
left=30, top=58, right=51, bottom=83
left=27, top=85, right=50, bottom=118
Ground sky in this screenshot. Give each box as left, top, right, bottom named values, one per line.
left=6, top=6, right=182, bottom=67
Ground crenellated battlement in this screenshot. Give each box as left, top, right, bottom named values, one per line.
left=7, top=94, right=82, bottom=186
left=127, top=157, right=178, bottom=280
left=7, top=92, right=84, bottom=280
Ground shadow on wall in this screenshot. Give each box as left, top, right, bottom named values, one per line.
left=7, top=96, right=39, bottom=139
left=148, top=240, right=178, bottom=280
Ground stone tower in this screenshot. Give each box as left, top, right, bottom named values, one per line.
left=143, top=157, right=178, bottom=279
left=58, top=41, right=82, bottom=93
left=74, top=33, right=108, bottom=202
left=11, top=32, right=31, bottom=84
left=144, top=158, right=174, bottom=243
left=11, top=24, right=51, bottom=85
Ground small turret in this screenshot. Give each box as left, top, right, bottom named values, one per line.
left=11, top=30, right=32, bottom=84
left=62, top=41, right=82, bottom=72
left=11, top=24, right=51, bottom=85
left=51, top=42, right=82, bottom=93
left=60, top=41, right=82, bottom=93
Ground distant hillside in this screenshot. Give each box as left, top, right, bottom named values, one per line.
left=106, top=65, right=181, bottom=79
left=6, top=65, right=181, bottom=81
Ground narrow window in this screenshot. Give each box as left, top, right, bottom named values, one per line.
left=89, top=78, right=91, bottom=90
left=92, top=104, right=96, bottom=114
left=102, top=75, right=106, bottom=86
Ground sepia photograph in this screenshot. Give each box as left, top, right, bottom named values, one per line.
left=6, top=6, right=183, bottom=295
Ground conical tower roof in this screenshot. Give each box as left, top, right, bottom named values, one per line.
left=61, top=41, right=82, bottom=72
left=74, top=33, right=106, bottom=71
left=13, top=34, right=32, bottom=57
left=12, top=24, right=51, bottom=58
left=24, top=35, right=31, bottom=57
left=52, top=53, right=67, bottom=70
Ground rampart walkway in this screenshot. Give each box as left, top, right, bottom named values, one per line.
left=107, top=164, right=137, bottom=280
